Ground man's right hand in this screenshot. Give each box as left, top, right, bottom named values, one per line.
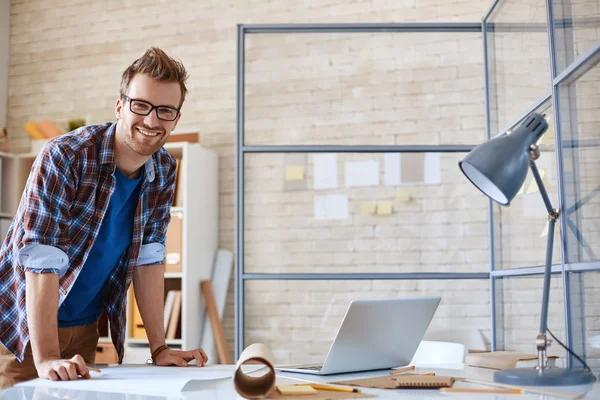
left=35, top=354, right=91, bottom=381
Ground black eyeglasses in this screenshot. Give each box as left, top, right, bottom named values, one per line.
left=122, top=95, right=180, bottom=121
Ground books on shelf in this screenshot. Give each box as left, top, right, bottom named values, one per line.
left=465, top=351, right=558, bottom=370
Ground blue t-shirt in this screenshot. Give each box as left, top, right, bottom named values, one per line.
left=58, top=168, right=143, bottom=327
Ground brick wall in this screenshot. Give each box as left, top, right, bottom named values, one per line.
left=6, top=0, right=598, bottom=368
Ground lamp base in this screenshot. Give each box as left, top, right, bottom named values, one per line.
left=494, top=367, right=596, bottom=386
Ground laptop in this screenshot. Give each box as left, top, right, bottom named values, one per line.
left=276, top=297, right=441, bottom=375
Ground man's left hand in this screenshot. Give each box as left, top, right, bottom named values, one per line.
left=155, top=348, right=208, bottom=367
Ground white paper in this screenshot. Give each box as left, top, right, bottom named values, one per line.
left=424, top=153, right=441, bottom=184
left=17, top=364, right=263, bottom=398
left=384, top=153, right=401, bottom=186
left=314, top=195, right=348, bottom=220
left=313, top=154, right=337, bottom=189
left=345, top=160, right=379, bottom=187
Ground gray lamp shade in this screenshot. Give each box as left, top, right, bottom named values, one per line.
left=459, top=113, right=549, bottom=205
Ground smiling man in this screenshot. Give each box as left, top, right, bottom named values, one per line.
left=0, top=47, right=207, bottom=389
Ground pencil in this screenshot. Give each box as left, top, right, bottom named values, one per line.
left=390, top=365, right=415, bottom=375
left=87, top=366, right=102, bottom=373
left=310, top=384, right=361, bottom=393
left=440, top=388, right=522, bottom=394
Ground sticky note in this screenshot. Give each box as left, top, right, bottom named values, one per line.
left=376, top=201, right=393, bottom=215
left=516, top=182, right=526, bottom=196
left=285, top=166, right=305, bottom=181
left=396, top=192, right=413, bottom=202
left=277, top=385, right=318, bottom=395
left=361, top=201, right=377, bottom=214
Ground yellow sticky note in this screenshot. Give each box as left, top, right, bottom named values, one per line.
left=277, top=385, right=318, bottom=395
left=395, top=192, right=413, bottom=202
left=517, top=182, right=526, bottom=196
left=285, top=166, right=305, bottom=181
left=361, top=201, right=377, bottom=214
left=526, top=169, right=546, bottom=194
left=376, top=201, right=393, bottom=215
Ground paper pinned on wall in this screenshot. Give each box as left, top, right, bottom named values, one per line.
left=525, top=169, right=547, bottom=194
left=345, top=160, right=379, bottom=187
left=314, top=195, right=348, bottom=220
left=384, top=153, right=401, bottom=186
left=424, top=153, right=441, bottom=184
left=376, top=201, right=393, bottom=215
left=401, top=153, right=425, bottom=183
left=517, top=182, right=526, bottom=196
left=285, top=166, right=305, bottom=181
left=522, top=192, right=546, bottom=218
left=540, top=219, right=560, bottom=237
left=361, top=201, right=377, bottom=214
left=395, top=192, right=413, bottom=202
left=284, top=153, right=307, bottom=191
left=313, top=154, right=338, bottom=189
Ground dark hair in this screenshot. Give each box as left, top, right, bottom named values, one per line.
left=120, top=47, right=189, bottom=107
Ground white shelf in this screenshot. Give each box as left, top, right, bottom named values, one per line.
left=124, top=143, right=218, bottom=356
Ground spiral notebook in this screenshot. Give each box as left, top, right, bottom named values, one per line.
left=332, top=374, right=454, bottom=389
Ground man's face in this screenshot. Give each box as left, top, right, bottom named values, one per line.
left=115, top=74, right=182, bottom=156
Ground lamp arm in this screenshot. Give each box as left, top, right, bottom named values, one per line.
left=530, top=161, right=555, bottom=217
left=530, top=160, right=559, bottom=372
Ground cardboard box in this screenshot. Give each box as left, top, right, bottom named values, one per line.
left=95, top=343, right=118, bottom=364
left=165, top=213, right=182, bottom=273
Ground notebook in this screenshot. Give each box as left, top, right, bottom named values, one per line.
left=332, top=375, right=454, bottom=389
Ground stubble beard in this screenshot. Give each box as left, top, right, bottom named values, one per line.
left=126, top=123, right=168, bottom=156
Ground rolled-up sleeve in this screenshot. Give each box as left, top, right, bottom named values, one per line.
left=18, top=144, right=73, bottom=275
left=138, top=156, right=176, bottom=266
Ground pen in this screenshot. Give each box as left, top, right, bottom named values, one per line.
left=310, top=384, right=361, bottom=393
left=87, top=366, right=102, bottom=373
left=440, top=388, right=522, bottom=394
left=390, top=365, right=415, bottom=375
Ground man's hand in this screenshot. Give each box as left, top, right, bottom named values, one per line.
left=35, top=354, right=91, bottom=381
left=155, top=348, right=208, bottom=367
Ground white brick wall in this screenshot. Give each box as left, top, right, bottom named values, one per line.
left=6, top=0, right=599, bottom=369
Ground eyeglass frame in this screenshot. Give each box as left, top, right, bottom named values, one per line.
left=121, top=95, right=181, bottom=121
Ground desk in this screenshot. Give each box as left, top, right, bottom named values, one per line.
left=1, top=363, right=598, bottom=400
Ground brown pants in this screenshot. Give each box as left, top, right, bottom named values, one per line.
left=0, top=321, right=99, bottom=390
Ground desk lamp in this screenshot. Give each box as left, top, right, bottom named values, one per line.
left=459, top=112, right=595, bottom=386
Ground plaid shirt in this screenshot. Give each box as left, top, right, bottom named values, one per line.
left=0, top=122, right=176, bottom=363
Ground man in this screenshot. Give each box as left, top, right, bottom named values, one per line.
left=0, top=47, right=208, bottom=389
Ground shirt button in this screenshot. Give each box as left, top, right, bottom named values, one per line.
left=97, top=213, right=103, bottom=219
left=88, top=240, right=93, bottom=245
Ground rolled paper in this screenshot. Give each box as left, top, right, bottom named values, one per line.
left=233, top=343, right=276, bottom=399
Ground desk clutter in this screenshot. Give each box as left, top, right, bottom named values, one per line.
left=332, top=375, right=454, bottom=389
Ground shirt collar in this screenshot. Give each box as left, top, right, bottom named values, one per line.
left=102, top=122, right=156, bottom=183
